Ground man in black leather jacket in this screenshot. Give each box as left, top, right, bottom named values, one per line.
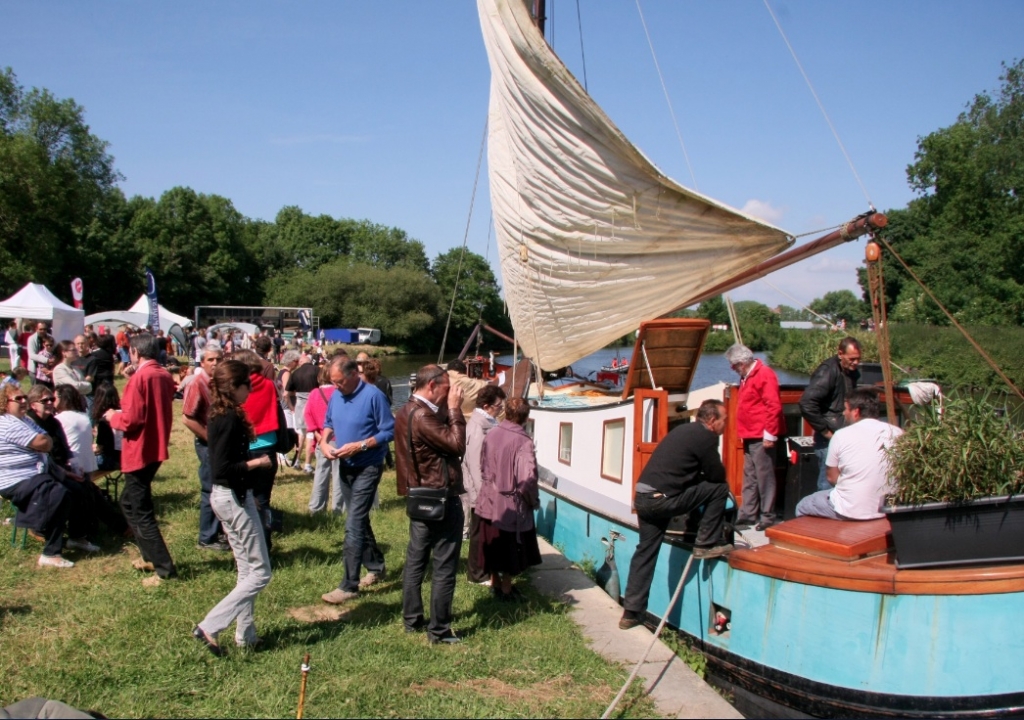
left=798, top=337, right=861, bottom=491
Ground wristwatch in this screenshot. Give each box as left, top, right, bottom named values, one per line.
left=360, top=440, right=368, bottom=452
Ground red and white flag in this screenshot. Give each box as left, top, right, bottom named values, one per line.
left=71, top=278, right=84, bottom=309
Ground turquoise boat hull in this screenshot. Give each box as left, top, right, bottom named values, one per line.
left=536, top=484, right=1024, bottom=717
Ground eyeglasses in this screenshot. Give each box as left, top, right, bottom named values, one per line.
left=37, top=398, right=55, bottom=404
left=425, top=370, right=448, bottom=385
left=8, top=395, right=27, bottom=403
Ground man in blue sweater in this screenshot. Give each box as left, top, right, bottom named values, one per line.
left=320, top=357, right=395, bottom=605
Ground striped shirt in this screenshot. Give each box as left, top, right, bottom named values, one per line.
left=0, top=414, right=47, bottom=491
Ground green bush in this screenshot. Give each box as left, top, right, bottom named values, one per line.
left=888, top=393, right=1024, bottom=505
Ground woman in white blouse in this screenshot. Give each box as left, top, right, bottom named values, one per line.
left=53, top=384, right=97, bottom=477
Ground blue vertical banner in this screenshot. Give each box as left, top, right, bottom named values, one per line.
left=144, top=267, right=160, bottom=332
left=297, top=309, right=310, bottom=330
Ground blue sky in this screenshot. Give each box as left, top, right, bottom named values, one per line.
left=3, top=1, right=1022, bottom=310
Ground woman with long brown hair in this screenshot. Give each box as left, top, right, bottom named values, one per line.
left=193, top=360, right=272, bottom=657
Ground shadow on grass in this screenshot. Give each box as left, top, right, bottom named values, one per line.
left=269, top=544, right=336, bottom=569
left=0, top=604, right=32, bottom=627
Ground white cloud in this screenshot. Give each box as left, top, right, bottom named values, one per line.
left=740, top=199, right=786, bottom=225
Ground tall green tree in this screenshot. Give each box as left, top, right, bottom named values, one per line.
left=0, top=68, right=121, bottom=300
left=430, top=248, right=510, bottom=350
left=266, top=259, right=442, bottom=351
left=809, top=290, right=868, bottom=325
left=130, top=187, right=257, bottom=312
left=861, top=59, right=1024, bottom=326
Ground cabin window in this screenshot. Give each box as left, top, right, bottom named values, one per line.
left=601, top=419, right=625, bottom=483
left=558, top=423, right=573, bottom=465
left=641, top=398, right=657, bottom=443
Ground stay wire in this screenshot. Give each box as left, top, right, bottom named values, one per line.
left=575, top=0, right=589, bottom=92
left=875, top=235, right=1024, bottom=402
left=437, top=116, right=488, bottom=366
left=763, top=0, right=873, bottom=210
left=635, top=0, right=698, bottom=191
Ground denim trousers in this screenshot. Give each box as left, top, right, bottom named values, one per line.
left=621, top=482, right=729, bottom=617
left=120, top=462, right=177, bottom=578
left=402, top=495, right=464, bottom=640
left=336, top=463, right=386, bottom=592
left=813, top=433, right=831, bottom=492
left=308, top=445, right=344, bottom=514
left=199, top=487, right=271, bottom=645
left=194, top=439, right=223, bottom=544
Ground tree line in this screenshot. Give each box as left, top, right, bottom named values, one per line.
left=0, top=68, right=510, bottom=353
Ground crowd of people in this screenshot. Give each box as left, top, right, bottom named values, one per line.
left=2, top=321, right=542, bottom=652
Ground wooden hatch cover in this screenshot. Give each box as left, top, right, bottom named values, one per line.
left=621, top=318, right=711, bottom=400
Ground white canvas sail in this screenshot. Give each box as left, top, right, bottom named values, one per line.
left=478, top=0, right=794, bottom=370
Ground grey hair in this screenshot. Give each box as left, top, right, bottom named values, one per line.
left=202, top=342, right=223, bottom=358
left=281, top=350, right=300, bottom=365
left=724, top=344, right=754, bottom=367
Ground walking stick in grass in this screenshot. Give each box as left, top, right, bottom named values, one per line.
left=297, top=653, right=311, bottom=719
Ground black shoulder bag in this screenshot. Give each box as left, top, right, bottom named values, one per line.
left=405, top=407, right=449, bottom=522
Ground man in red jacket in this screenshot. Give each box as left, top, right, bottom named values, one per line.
left=105, top=333, right=178, bottom=585
left=726, top=344, right=784, bottom=531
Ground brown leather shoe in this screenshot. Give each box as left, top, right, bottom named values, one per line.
left=132, top=558, right=155, bottom=572
left=321, top=588, right=358, bottom=605
left=618, top=614, right=642, bottom=630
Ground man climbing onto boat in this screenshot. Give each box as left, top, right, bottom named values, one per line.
left=619, top=399, right=733, bottom=631
left=795, top=389, right=903, bottom=520
left=799, top=337, right=861, bottom=491
left=727, top=344, right=784, bottom=532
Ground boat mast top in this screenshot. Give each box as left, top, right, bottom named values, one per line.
left=531, top=0, right=546, bottom=36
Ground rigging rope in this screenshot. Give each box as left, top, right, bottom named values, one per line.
left=762, top=0, right=874, bottom=210
left=866, top=247, right=898, bottom=424
left=574, top=0, right=588, bottom=92
left=634, top=0, right=698, bottom=190
left=876, top=235, right=1024, bottom=402
left=437, top=117, right=488, bottom=365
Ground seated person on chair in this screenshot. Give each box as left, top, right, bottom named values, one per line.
left=0, top=383, right=79, bottom=567
left=796, top=389, right=903, bottom=521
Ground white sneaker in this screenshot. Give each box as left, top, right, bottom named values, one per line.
left=67, top=538, right=101, bottom=553
left=303, top=464, right=314, bottom=474
left=38, top=554, right=74, bottom=568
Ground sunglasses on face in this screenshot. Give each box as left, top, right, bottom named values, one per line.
left=37, top=398, right=55, bottom=404
left=8, top=395, right=28, bottom=403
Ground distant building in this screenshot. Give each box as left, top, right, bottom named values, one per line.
left=780, top=321, right=827, bottom=330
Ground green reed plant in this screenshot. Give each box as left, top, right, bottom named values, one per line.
left=887, top=393, right=1024, bottom=506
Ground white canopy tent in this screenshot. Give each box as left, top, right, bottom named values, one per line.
left=128, top=295, right=193, bottom=329
left=0, top=283, right=85, bottom=341
left=83, top=311, right=188, bottom=351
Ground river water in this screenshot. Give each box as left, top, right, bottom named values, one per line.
left=380, top=350, right=808, bottom=407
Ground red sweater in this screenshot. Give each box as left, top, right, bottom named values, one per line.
left=735, top=360, right=784, bottom=441
left=242, top=372, right=279, bottom=436
left=109, top=360, right=176, bottom=473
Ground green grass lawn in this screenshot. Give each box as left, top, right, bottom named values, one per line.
left=0, top=377, right=655, bottom=718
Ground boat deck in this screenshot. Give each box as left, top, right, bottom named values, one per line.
left=730, top=516, right=1024, bottom=595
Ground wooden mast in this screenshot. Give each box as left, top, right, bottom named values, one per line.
left=678, top=211, right=888, bottom=311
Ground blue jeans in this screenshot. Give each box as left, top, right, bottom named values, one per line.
left=813, top=433, right=832, bottom=492
left=796, top=489, right=844, bottom=519
left=338, top=463, right=386, bottom=592
left=195, top=439, right=223, bottom=545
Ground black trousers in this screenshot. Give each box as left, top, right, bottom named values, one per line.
left=621, top=482, right=729, bottom=617
left=249, top=450, right=278, bottom=550
left=466, top=509, right=489, bottom=583
left=402, top=496, right=464, bottom=640
left=1, top=477, right=70, bottom=557
left=120, top=462, right=177, bottom=579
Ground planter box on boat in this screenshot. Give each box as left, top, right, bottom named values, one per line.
left=884, top=495, right=1024, bottom=569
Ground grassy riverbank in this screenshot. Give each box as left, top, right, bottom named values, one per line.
left=0, top=387, right=655, bottom=717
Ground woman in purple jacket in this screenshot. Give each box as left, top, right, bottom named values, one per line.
left=475, top=397, right=541, bottom=601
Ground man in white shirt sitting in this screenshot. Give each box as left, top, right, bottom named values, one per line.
left=796, top=388, right=903, bottom=521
